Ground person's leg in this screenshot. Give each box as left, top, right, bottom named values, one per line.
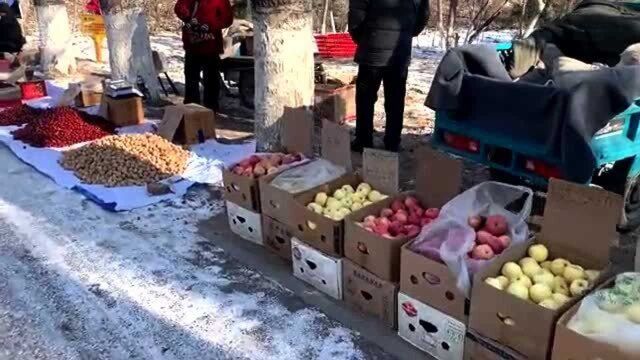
left=382, top=65, right=408, bottom=152
left=354, top=65, right=383, bottom=152
left=183, top=50, right=202, bottom=105
left=202, top=54, right=221, bottom=111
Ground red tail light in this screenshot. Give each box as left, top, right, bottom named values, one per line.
left=525, top=159, right=563, bottom=179
left=443, top=132, right=480, bottom=153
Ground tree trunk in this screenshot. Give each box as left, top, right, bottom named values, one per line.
left=33, top=0, right=75, bottom=76
left=445, top=0, right=459, bottom=49
left=321, top=0, right=329, bottom=34
left=436, top=0, right=445, bottom=48
left=252, top=0, right=314, bottom=152
left=524, top=0, right=546, bottom=37
left=519, top=0, right=529, bottom=37
left=99, top=0, right=161, bottom=104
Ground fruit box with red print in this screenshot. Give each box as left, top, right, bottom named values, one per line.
left=344, top=147, right=463, bottom=283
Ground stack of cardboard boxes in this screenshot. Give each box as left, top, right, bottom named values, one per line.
left=220, top=118, right=636, bottom=360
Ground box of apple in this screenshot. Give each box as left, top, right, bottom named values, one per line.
left=484, top=244, right=600, bottom=310
left=356, top=196, right=440, bottom=239
left=467, top=214, right=512, bottom=260
left=306, top=182, right=387, bottom=221
left=230, top=153, right=305, bottom=178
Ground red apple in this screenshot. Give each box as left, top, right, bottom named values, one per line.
left=232, top=166, right=244, bottom=175
left=253, top=164, right=266, bottom=177
left=391, top=200, right=405, bottom=212
left=468, top=215, right=483, bottom=230
left=498, top=235, right=511, bottom=249
left=471, top=244, right=495, bottom=260
left=404, top=196, right=420, bottom=209
left=485, top=215, right=508, bottom=236
left=425, top=208, right=440, bottom=219
left=375, top=217, right=391, bottom=228
left=241, top=167, right=254, bottom=177
left=293, top=153, right=303, bottom=162
left=282, top=154, right=296, bottom=164
left=486, top=235, right=505, bottom=254
left=363, top=215, right=377, bottom=226
left=392, top=212, right=408, bottom=224
left=389, top=222, right=404, bottom=237
left=420, top=218, right=433, bottom=227
left=380, top=208, right=394, bottom=218
left=476, top=230, right=497, bottom=245
left=248, top=155, right=261, bottom=165
left=411, top=206, right=424, bottom=218
left=405, top=225, right=421, bottom=238
left=407, top=213, right=421, bottom=226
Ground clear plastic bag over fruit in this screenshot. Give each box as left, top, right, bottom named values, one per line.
left=269, top=159, right=346, bottom=193
left=566, top=272, right=640, bottom=355
left=410, top=181, right=533, bottom=297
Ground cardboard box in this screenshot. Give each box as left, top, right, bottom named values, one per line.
left=158, top=103, right=216, bottom=144
left=343, top=259, right=398, bottom=328
left=99, top=94, right=144, bottom=127
left=345, top=148, right=462, bottom=282
left=288, top=146, right=400, bottom=257
left=469, top=179, right=622, bottom=360
left=75, top=88, right=103, bottom=108
left=223, top=113, right=313, bottom=213
left=227, top=201, right=263, bottom=245
left=0, top=84, right=21, bottom=101
left=551, top=275, right=639, bottom=360
left=292, top=237, right=343, bottom=300
left=314, top=83, right=356, bottom=124
left=398, top=292, right=466, bottom=360
left=464, top=330, right=525, bottom=360
left=262, top=215, right=293, bottom=260
left=259, top=118, right=355, bottom=225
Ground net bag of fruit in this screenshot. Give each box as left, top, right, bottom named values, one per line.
left=566, top=272, right=640, bottom=355
left=410, top=181, right=533, bottom=297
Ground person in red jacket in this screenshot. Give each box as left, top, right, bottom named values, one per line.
left=175, top=0, right=233, bottom=111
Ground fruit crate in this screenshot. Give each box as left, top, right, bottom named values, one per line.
left=314, top=33, right=357, bottom=59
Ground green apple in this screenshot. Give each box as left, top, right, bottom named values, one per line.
left=522, top=262, right=542, bottom=278
left=506, top=282, right=529, bottom=301
left=550, top=258, right=570, bottom=276
left=342, top=184, right=355, bottom=194
left=532, top=269, right=555, bottom=287
left=570, top=279, right=590, bottom=297
left=529, top=283, right=552, bottom=303
left=356, top=183, right=372, bottom=195
left=519, top=257, right=538, bottom=267
left=333, top=188, right=346, bottom=200
left=563, top=264, right=586, bottom=283
left=540, top=261, right=552, bottom=271
left=539, top=299, right=560, bottom=310
left=351, top=202, right=363, bottom=212
left=496, top=276, right=510, bottom=289
left=326, top=197, right=341, bottom=211
left=513, top=275, right=533, bottom=289
left=485, top=277, right=505, bottom=290
left=314, top=192, right=328, bottom=206
left=307, top=203, right=324, bottom=214
left=553, top=276, right=570, bottom=296
left=528, top=244, right=549, bottom=263
left=551, top=293, right=570, bottom=306
left=626, top=303, right=640, bottom=324
left=501, top=262, right=523, bottom=280
left=368, top=190, right=383, bottom=202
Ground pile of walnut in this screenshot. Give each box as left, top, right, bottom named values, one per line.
left=60, top=134, right=190, bottom=187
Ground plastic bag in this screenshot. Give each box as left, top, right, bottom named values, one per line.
left=269, top=159, right=346, bottom=193
left=567, top=272, right=640, bottom=355
left=410, top=181, right=533, bottom=297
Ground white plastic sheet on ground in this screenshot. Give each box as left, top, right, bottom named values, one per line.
left=0, top=82, right=255, bottom=211
left=410, top=181, right=533, bottom=297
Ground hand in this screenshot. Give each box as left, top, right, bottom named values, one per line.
left=190, top=18, right=199, bottom=25
left=200, top=24, right=209, bottom=32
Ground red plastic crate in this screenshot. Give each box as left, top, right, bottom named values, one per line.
left=19, top=80, right=47, bottom=100
left=314, top=32, right=357, bottom=59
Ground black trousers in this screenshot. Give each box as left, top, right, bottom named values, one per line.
left=355, top=64, right=408, bottom=150
left=184, top=51, right=220, bottom=111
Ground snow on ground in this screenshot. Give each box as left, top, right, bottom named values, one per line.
left=0, top=146, right=388, bottom=360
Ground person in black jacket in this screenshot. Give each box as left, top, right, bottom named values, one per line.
left=349, top=0, right=429, bottom=152
left=0, top=3, right=25, bottom=55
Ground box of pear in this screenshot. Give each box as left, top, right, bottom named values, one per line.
left=469, top=178, right=622, bottom=360
left=344, top=147, right=463, bottom=282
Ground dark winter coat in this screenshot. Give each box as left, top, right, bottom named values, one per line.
left=530, top=0, right=640, bottom=66
left=0, top=3, right=25, bottom=54
left=349, top=0, right=429, bottom=68
left=175, top=0, right=233, bottom=56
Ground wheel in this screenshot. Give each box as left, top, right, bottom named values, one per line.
left=238, top=70, right=254, bottom=109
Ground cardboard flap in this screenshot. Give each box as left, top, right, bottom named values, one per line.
left=541, top=179, right=622, bottom=264
left=415, top=147, right=463, bottom=208
left=281, top=108, right=313, bottom=157
left=321, top=119, right=352, bottom=171
left=57, top=83, right=82, bottom=107
left=157, top=105, right=186, bottom=141
left=362, top=148, right=399, bottom=195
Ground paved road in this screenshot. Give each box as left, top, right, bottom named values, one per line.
left=0, top=146, right=393, bottom=360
